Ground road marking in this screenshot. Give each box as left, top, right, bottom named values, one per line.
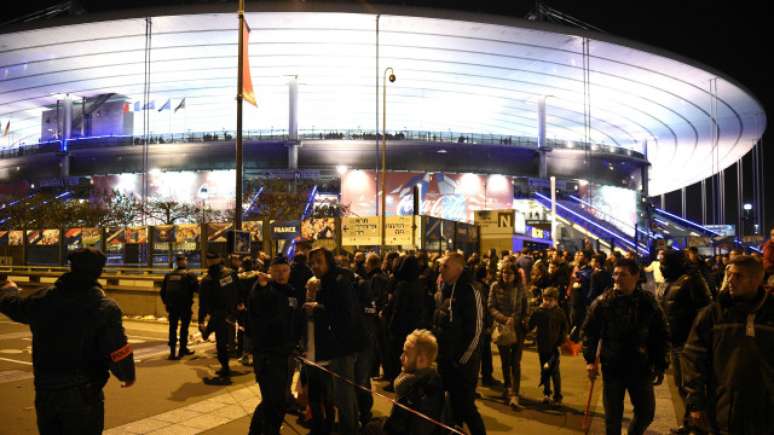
left=104, top=383, right=261, bottom=435
left=0, top=369, right=33, bottom=384
left=126, top=334, right=167, bottom=341
left=0, top=356, right=32, bottom=366
left=0, top=331, right=31, bottom=341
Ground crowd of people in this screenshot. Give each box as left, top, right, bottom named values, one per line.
left=1, top=225, right=773, bottom=435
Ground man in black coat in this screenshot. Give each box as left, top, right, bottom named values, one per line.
left=198, top=252, right=240, bottom=378
left=247, top=255, right=302, bottom=435
left=160, top=254, right=199, bottom=360
left=582, top=258, right=670, bottom=435
left=682, top=255, right=774, bottom=435
left=354, top=252, right=390, bottom=425
left=433, top=252, right=486, bottom=435
left=0, top=248, right=135, bottom=435
left=385, top=255, right=425, bottom=389
left=304, top=247, right=364, bottom=435
left=659, top=249, right=712, bottom=434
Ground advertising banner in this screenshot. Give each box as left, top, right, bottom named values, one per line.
left=153, top=225, right=175, bottom=251
left=341, top=171, right=512, bottom=223
left=9, top=231, right=23, bottom=246
left=302, top=217, right=336, bottom=241
left=175, top=224, right=200, bottom=251
left=82, top=228, right=101, bottom=247
left=243, top=221, right=263, bottom=243
left=207, top=223, right=232, bottom=242
left=125, top=227, right=148, bottom=244
left=106, top=227, right=125, bottom=250
left=35, top=229, right=60, bottom=246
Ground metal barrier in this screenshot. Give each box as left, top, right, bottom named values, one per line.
left=1, top=266, right=205, bottom=319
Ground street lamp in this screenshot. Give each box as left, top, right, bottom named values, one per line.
left=380, top=67, right=396, bottom=252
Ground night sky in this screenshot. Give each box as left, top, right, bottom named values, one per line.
left=3, top=0, right=773, bottom=232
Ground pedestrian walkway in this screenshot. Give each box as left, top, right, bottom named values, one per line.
left=0, top=315, right=682, bottom=434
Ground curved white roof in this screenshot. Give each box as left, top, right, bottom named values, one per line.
left=0, top=5, right=766, bottom=195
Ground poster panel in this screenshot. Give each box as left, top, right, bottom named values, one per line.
left=82, top=228, right=101, bottom=247
left=126, top=227, right=148, bottom=244
left=301, top=217, right=336, bottom=241
left=9, top=231, right=23, bottom=246
left=175, top=224, right=200, bottom=251
left=243, top=221, right=263, bottom=243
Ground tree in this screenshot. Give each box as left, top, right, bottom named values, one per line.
left=101, top=190, right=144, bottom=228
left=143, top=199, right=198, bottom=225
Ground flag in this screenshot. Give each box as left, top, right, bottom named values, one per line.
left=122, top=102, right=130, bottom=113
left=2, top=120, right=9, bottom=137
left=134, top=101, right=141, bottom=112
left=143, top=100, right=155, bottom=110
left=174, top=98, right=186, bottom=113
left=158, top=99, right=171, bottom=112
left=241, top=20, right=257, bottom=107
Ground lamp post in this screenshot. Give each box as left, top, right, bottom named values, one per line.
left=380, top=67, right=396, bottom=253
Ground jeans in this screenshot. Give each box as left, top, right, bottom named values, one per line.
left=538, top=351, right=562, bottom=400
left=602, top=373, right=655, bottom=435
left=168, top=308, right=192, bottom=352
left=480, top=333, right=493, bottom=381
left=439, top=355, right=486, bottom=435
left=330, top=354, right=359, bottom=435
left=497, top=338, right=524, bottom=395
left=671, top=346, right=691, bottom=427
left=249, top=353, right=290, bottom=435
left=35, top=385, right=104, bottom=435
left=308, top=363, right=335, bottom=435
left=354, top=339, right=376, bottom=425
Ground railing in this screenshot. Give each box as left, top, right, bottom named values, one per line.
left=4, top=129, right=646, bottom=159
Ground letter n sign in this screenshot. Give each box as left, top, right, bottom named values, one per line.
left=498, top=212, right=512, bottom=229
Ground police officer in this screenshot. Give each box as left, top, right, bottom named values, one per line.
left=582, top=258, right=670, bottom=435
left=247, top=255, right=301, bottom=435
left=161, top=254, right=199, bottom=360
left=198, top=252, right=239, bottom=378
left=0, top=248, right=136, bottom=435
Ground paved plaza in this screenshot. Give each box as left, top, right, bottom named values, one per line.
left=0, top=315, right=682, bottom=434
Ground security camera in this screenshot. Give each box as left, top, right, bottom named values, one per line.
left=389, top=73, right=396, bottom=83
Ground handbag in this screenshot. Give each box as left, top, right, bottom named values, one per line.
left=492, top=320, right=517, bottom=346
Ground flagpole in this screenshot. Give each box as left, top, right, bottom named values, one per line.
left=235, top=0, right=245, bottom=231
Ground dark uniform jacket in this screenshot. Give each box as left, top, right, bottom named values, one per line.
left=0, top=273, right=135, bottom=390
left=660, top=271, right=712, bottom=347
left=433, top=270, right=484, bottom=366
left=581, top=288, right=670, bottom=377
left=160, top=267, right=198, bottom=311
left=247, top=280, right=301, bottom=356
left=357, top=268, right=390, bottom=339
left=387, top=256, right=425, bottom=341
left=312, top=266, right=363, bottom=361
left=198, top=266, right=239, bottom=322
left=682, top=289, right=774, bottom=435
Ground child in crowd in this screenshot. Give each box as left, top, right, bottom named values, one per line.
left=527, top=286, right=569, bottom=405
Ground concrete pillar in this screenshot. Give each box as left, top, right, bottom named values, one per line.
left=537, top=97, right=548, bottom=178
left=62, top=95, right=73, bottom=151
left=289, top=76, right=298, bottom=141
left=681, top=187, right=687, bottom=219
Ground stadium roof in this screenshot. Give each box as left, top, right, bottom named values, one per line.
left=0, top=3, right=766, bottom=195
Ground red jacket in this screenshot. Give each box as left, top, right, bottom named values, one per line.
left=762, top=239, right=774, bottom=273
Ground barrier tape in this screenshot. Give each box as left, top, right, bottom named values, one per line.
left=294, top=355, right=466, bottom=435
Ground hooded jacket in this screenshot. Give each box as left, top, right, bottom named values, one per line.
left=0, top=273, right=135, bottom=390
left=682, top=289, right=774, bottom=435
left=433, top=269, right=484, bottom=366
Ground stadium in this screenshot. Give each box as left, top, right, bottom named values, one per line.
left=0, top=1, right=767, bottom=261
